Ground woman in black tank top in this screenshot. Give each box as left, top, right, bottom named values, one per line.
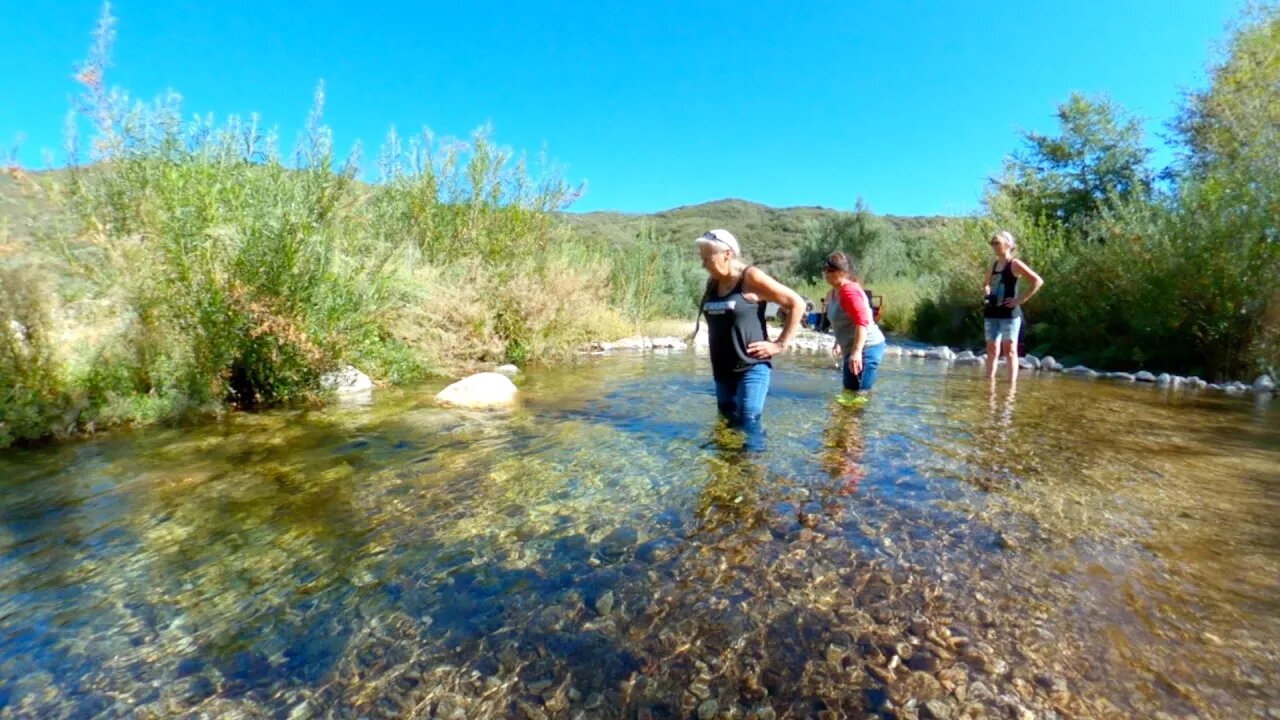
left=981, top=231, right=1044, bottom=383
left=695, top=229, right=806, bottom=431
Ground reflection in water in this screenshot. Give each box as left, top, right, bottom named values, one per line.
left=820, top=401, right=867, bottom=496
left=0, top=352, right=1277, bottom=718
left=697, top=422, right=770, bottom=531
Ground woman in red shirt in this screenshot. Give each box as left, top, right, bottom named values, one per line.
left=823, top=252, right=887, bottom=393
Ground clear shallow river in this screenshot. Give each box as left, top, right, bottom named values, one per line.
left=1, top=351, right=1277, bottom=719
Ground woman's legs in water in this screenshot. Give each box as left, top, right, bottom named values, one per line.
left=714, top=364, right=771, bottom=451
left=1002, top=315, right=1022, bottom=383
left=713, top=364, right=771, bottom=425
left=714, top=378, right=739, bottom=420
left=841, top=351, right=858, bottom=391
left=984, top=319, right=1000, bottom=380
left=1002, top=338, right=1018, bottom=384
left=842, top=343, right=886, bottom=392
left=859, top=343, right=886, bottom=390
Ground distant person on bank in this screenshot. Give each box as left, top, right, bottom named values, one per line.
left=822, top=252, right=886, bottom=393
left=982, top=230, right=1044, bottom=383
left=695, top=229, right=806, bottom=429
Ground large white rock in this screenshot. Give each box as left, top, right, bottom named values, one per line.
left=435, top=372, right=518, bottom=408
left=1254, top=374, right=1276, bottom=393
left=1040, top=356, right=1060, bottom=372
left=1156, top=373, right=1173, bottom=387
left=925, top=346, right=956, bottom=361
left=320, top=366, right=374, bottom=395
left=1134, top=371, right=1157, bottom=383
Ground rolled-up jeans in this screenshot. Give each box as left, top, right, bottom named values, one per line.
left=842, top=342, right=886, bottom=392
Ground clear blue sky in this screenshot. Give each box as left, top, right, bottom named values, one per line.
left=1, top=1, right=1241, bottom=216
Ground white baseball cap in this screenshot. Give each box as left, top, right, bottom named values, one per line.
left=694, top=228, right=740, bottom=257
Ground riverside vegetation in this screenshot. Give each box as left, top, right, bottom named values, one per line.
left=2, top=4, right=1278, bottom=448
left=0, top=8, right=710, bottom=447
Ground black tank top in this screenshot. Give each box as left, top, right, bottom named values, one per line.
left=701, top=268, right=768, bottom=380
left=983, top=260, right=1018, bottom=319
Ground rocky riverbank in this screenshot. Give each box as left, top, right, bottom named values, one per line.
left=580, top=327, right=1277, bottom=398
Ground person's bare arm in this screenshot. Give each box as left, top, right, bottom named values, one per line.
left=743, top=267, right=805, bottom=358
left=1007, top=259, right=1044, bottom=307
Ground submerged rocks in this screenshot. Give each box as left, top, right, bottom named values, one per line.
left=435, top=372, right=518, bottom=408
left=597, top=525, right=639, bottom=561
left=495, top=364, right=520, bottom=377
left=635, top=537, right=681, bottom=564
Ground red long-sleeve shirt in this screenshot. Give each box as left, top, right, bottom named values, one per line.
left=834, top=281, right=873, bottom=326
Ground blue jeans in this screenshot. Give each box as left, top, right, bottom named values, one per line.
left=842, top=342, right=886, bottom=392
left=714, top=363, right=771, bottom=426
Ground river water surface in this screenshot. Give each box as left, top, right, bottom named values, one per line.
left=1, top=351, right=1277, bottom=719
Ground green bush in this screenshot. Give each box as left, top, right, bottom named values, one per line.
left=0, top=267, right=71, bottom=444
left=605, top=223, right=706, bottom=323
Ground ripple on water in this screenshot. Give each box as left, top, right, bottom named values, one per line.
left=0, top=352, right=1277, bottom=718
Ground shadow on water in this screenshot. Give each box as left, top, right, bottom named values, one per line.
left=0, top=351, right=1276, bottom=718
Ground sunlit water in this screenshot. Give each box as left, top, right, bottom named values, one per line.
left=1, top=352, right=1277, bottom=719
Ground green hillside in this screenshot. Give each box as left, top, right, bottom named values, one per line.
left=565, top=198, right=957, bottom=274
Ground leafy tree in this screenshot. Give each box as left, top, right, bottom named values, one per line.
left=790, top=198, right=884, bottom=283
left=998, top=93, right=1153, bottom=229
left=1171, top=4, right=1280, bottom=374
left=1175, top=6, right=1280, bottom=177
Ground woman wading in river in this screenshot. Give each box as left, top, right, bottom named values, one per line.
left=982, top=230, right=1044, bottom=383
left=822, top=251, right=887, bottom=398
left=694, top=229, right=805, bottom=433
